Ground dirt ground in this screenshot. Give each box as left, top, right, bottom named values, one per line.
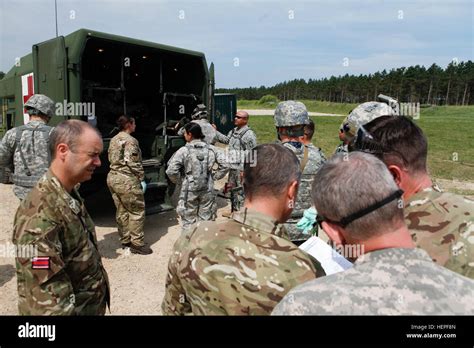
left=0, top=178, right=472, bottom=315
left=0, top=180, right=231, bottom=315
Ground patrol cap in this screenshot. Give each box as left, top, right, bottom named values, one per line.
left=24, top=94, right=55, bottom=118
left=273, top=101, right=310, bottom=127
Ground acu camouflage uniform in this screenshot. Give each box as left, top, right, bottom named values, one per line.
left=273, top=248, right=474, bottom=315
left=0, top=120, right=53, bottom=200
left=13, top=169, right=110, bottom=315
left=215, top=124, right=257, bottom=211
left=273, top=101, right=327, bottom=242
left=166, top=139, right=228, bottom=232
left=405, top=184, right=474, bottom=279
left=282, top=141, right=326, bottom=242
left=161, top=208, right=325, bottom=315
left=107, top=131, right=146, bottom=247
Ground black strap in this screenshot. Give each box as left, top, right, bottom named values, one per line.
left=339, top=189, right=403, bottom=227
left=14, top=126, right=32, bottom=176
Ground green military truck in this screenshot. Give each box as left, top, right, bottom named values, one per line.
left=0, top=28, right=234, bottom=213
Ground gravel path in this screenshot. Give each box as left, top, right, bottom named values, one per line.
left=245, top=109, right=344, bottom=116
left=0, top=181, right=230, bottom=315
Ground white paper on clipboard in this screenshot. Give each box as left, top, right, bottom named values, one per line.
left=299, top=236, right=353, bottom=275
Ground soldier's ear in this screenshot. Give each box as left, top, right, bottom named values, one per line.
left=56, top=143, right=69, bottom=160
left=322, top=221, right=346, bottom=247
left=387, top=165, right=403, bottom=187
left=287, top=180, right=299, bottom=202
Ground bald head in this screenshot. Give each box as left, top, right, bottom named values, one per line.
left=234, top=110, right=249, bottom=128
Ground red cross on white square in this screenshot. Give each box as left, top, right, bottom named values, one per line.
left=21, top=73, right=34, bottom=125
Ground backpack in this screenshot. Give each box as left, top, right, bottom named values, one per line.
left=184, top=142, right=211, bottom=191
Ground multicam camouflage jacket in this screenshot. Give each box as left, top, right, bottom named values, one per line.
left=13, top=169, right=110, bottom=315
left=0, top=120, right=53, bottom=200
left=273, top=248, right=474, bottom=315
left=161, top=208, right=325, bottom=315
left=405, top=184, right=474, bottom=279
left=108, top=131, right=144, bottom=181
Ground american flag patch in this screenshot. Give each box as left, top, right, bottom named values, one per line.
left=32, top=257, right=50, bottom=270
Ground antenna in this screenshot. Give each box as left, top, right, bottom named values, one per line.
left=54, top=0, right=58, bottom=37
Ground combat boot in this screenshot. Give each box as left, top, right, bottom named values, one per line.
left=221, top=210, right=233, bottom=218
left=130, top=244, right=153, bottom=255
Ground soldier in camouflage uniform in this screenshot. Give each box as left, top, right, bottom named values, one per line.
left=13, top=120, right=110, bottom=315
left=214, top=110, right=257, bottom=213
left=107, top=115, right=152, bottom=255
left=177, top=104, right=217, bottom=145
left=335, top=95, right=398, bottom=154
left=273, top=152, right=474, bottom=315
left=166, top=122, right=228, bottom=232
left=0, top=94, right=55, bottom=200
left=162, top=144, right=325, bottom=315
left=273, top=101, right=326, bottom=243
left=354, top=115, right=473, bottom=279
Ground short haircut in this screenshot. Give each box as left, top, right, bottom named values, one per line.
left=243, top=143, right=301, bottom=199
left=50, top=120, right=100, bottom=158
left=312, top=152, right=404, bottom=240
left=304, top=119, right=315, bottom=140
left=184, top=122, right=205, bottom=140
left=116, top=115, right=134, bottom=131
left=363, top=116, right=428, bottom=174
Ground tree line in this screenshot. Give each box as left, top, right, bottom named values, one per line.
left=217, top=61, right=474, bottom=105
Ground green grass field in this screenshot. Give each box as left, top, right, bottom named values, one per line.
left=240, top=101, right=474, bottom=182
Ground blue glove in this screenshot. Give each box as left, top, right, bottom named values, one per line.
left=296, top=207, right=317, bottom=235
left=141, top=180, right=147, bottom=193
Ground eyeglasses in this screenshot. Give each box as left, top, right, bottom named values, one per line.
left=316, top=189, right=404, bottom=228
left=234, top=116, right=247, bottom=120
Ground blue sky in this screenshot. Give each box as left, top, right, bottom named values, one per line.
left=0, top=0, right=472, bottom=88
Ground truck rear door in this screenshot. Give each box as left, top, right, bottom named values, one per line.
left=32, top=36, right=68, bottom=108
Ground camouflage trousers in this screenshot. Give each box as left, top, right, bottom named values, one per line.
left=177, top=187, right=217, bottom=232
left=107, top=172, right=145, bottom=247
left=228, top=169, right=244, bottom=212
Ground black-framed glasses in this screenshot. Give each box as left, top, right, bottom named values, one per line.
left=316, top=189, right=404, bottom=228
